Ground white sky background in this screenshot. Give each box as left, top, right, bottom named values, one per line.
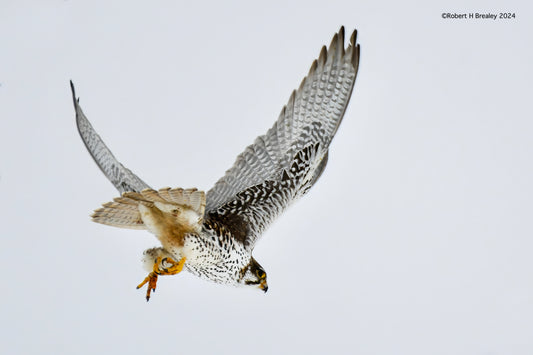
left=1, top=0, right=532, bottom=354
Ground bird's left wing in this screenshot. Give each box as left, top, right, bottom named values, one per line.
left=70, top=81, right=151, bottom=194
left=205, top=28, right=360, bottom=250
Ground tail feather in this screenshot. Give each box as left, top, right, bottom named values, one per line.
left=158, top=187, right=206, bottom=215
left=92, top=187, right=206, bottom=229
left=126, top=189, right=167, bottom=204
left=92, top=201, right=145, bottom=230
left=112, top=196, right=141, bottom=206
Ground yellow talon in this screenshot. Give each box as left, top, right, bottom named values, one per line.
left=136, top=272, right=158, bottom=301
left=136, top=256, right=187, bottom=301
left=160, top=257, right=187, bottom=275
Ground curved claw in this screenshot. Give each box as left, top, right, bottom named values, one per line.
left=135, top=256, right=187, bottom=301
left=136, top=272, right=158, bottom=301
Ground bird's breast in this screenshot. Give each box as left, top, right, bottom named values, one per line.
left=180, top=229, right=250, bottom=285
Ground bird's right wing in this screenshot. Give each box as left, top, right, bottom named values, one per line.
left=70, top=81, right=151, bottom=194
left=205, top=28, right=359, bottom=213
left=204, top=27, right=360, bottom=249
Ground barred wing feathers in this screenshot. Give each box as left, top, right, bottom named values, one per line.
left=206, top=27, right=360, bottom=248
left=70, top=81, right=151, bottom=194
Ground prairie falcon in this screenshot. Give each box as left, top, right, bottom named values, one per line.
left=71, top=27, right=360, bottom=300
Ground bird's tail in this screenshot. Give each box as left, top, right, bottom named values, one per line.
left=91, top=187, right=206, bottom=229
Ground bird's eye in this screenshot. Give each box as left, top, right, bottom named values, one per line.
left=256, top=270, right=265, bottom=279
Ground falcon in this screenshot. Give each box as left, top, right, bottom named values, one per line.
left=71, top=27, right=360, bottom=301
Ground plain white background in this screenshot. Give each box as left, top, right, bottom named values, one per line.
left=1, top=1, right=532, bottom=354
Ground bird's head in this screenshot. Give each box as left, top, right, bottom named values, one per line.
left=240, top=257, right=268, bottom=293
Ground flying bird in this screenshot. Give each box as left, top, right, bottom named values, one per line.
left=71, top=27, right=360, bottom=301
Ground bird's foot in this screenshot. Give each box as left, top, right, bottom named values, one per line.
left=159, top=256, right=187, bottom=275
left=136, top=271, right=158, bottom=301
left=136, top=256, right=187, bottom=301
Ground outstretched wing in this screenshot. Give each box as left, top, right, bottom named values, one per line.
left=70, top=81, right=151, bottom=194
left=205, top=27, right=360, bottom=249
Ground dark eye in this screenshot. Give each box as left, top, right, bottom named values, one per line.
left=256, top=270, right=265, bottom=279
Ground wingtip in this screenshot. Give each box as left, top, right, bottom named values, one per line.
left=327, top=27, right=350, bottom=64
left=70, top=80, right=79, bottom=108
left=353, top=44, right=360, bottom=72
left=308, top=59, right=318, bottom=76
left=288, top=89, right=296, bottom=108
left=348, top=29, right=360, bottom=70
left=298, top=76, right=306, bottom=91
left=350, top=29, right=357, bottom=47
left=318, top=45, right=327, bottom=66
left=338, top=26, right=346, bottom=56
left=327, top=34, right=338, bottom=57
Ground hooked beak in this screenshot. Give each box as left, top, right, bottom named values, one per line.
left=259, top=280, right=268, bottom=293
